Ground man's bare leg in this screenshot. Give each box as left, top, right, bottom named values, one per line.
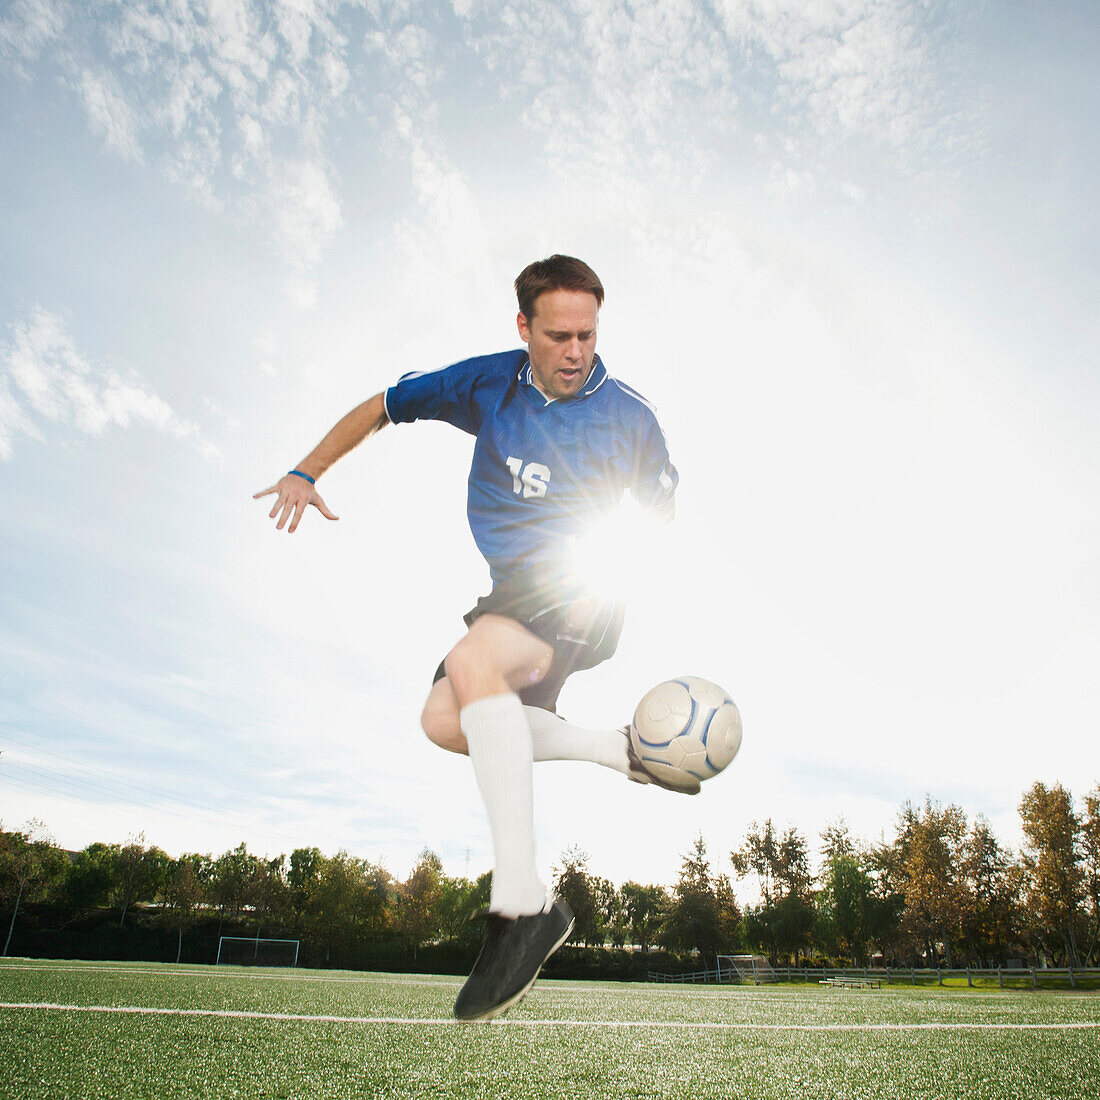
left=441, top=614, right=577, bottom=1021
left=442, top=614, right=555, bottom=918
left=423, top=678, right=633, bottom=775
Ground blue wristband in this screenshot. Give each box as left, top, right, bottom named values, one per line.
left=288, top=469, right=315, bottom=485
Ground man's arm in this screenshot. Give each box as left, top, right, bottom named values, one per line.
left=253, top=392, right=389, bottom=533
left=630, top=409, right=678, bottom=523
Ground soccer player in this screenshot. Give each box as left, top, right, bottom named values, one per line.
left=255, top=255, right=684, bottom=1020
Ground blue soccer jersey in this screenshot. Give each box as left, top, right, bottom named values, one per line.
left=384, top=349, right=678, bottom=583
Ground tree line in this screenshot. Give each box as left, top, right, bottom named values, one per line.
left=2, top=780, right=1098, bottom=972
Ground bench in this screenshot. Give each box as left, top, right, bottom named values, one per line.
left=819, top=976, right=884, bottom=989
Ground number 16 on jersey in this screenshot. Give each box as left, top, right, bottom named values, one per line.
left=506, top=456, right=551, bottom=499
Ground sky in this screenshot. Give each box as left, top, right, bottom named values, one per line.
left=1, top=0, right=1097, bottom=895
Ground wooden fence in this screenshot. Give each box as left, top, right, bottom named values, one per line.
left=647, top=965, right=1100, bottom=989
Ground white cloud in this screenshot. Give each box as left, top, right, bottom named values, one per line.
left=79, top=68, right=144, bottom=162
left=360, top=9, right=496, bottom=321
left=0, top=378, right=44, bottom=460
left=250, top=334, right=281, bottom=378
left=721, top=0, right=932, bottom=142
left=0, top=0, right=65, bottom=78
left=445, top=0, right=971, bottom=207
left=0, top=308, right=217, bottom=460
left=268, top=157, right=343, bottom=267
left=456, top=0, right=739, bottom=191
left=6, top=0, right=978, bottom=319
left=16, top=1, right=357, bottom=303
left=202, top=396, right=241, bottom=431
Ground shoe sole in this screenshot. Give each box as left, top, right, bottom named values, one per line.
left=630, top=769, right=700, bottom=795
left=457, top=915, right=575, bottom=1023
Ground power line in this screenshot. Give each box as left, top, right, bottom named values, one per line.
left=0, top=735, right=309, bottom=850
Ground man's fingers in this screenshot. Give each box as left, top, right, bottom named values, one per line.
left=256, top=477, right=331, bottom=531
left=275, top=497, right=295, bottom=530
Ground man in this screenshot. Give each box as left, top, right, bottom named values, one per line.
left=255, top=255, right=685, bottom=1021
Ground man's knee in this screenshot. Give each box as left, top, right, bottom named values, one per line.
left=421, top=684, right=467, bottom=754
left=442, top=630, right=483, bottom=686
left=444, top=615, right=553, bottom=700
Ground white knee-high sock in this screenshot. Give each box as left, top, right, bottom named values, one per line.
left=461, top=693, right=547, bottom=918
left=524, top=707, right=632, bottom=775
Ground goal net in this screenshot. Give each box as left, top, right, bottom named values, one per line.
left=717, top=954, right=777, bottom=984
left=216, top=936, right=300, bottom=967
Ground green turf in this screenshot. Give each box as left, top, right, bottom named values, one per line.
left=2, top=959, right=1098, bottom=1099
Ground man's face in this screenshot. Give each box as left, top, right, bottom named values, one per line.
left=517, top=288, right=599, bottom=401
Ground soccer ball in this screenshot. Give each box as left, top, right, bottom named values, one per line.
left=630, top=677, right=742, bottom=790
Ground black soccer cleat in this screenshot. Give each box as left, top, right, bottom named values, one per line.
left=622, top=726, right=701, bottom=795
left=453, top=897, right=574, bottom=1021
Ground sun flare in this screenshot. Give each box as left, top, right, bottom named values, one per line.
left=566, top=500, right=671, bottom=602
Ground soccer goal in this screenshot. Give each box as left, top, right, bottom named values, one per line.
left=717, top=954, right=777, bottom=985
left=215, top=936, right=300, bottom=967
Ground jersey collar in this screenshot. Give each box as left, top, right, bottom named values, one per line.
left=518, top=355, right=607, bottom=404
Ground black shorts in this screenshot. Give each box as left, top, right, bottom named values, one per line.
left=433, top=571, right=625, bottom=712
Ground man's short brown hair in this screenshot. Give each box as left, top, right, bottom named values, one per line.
left=514, top=255, right=604, bottom=321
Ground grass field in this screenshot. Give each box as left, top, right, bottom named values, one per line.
left=2, top=959, right=1099, bottom=1099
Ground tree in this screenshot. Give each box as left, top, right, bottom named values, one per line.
left=961, top=816, right=1023, bottom=966
left=731, top=820, right=780, bottom=906
left=620, top=881, right=668, bottom=952
left=163, top=854, right=209, bottom=963
left=249, top=854, right=289, bottom=942
left=1, top=822, right=67, bottom=956
left=64, top=843, right=115, bottom=911
left=398, top=849, right=444, bottom=956
left=662, top=836, right=726, bottom=956
left=1019, top=782, right=1084, bottom=966
left=356, top=860, right=394, bottom=942
left=211, top=842, right=263, bottom=925
left=288, top=847, right=326, bottom=933
left=864, top=838, right=906, bottom=963
left=817, top=820, right=875, bottom=964
left=732, top=821, right=814, bottom=963
left=554, top=847, right=601, bottom=946
left=893, top=799, right=968, bottom=967
left=713, top=872, right=742, bottom=953
left=1081, top=786, right=1100, bottom=965
left=777, top=828, right=814, bottom=902
left=817, top=852, right=872, bottom=965
left=314, top=850, right=393, bottom=957
left=591, top=876, right=622, bottom=947
left=436, top=871, right=489, bottom=949
left=112, top=835, right=170, bottom=926
left=820, top=818, right=858, bottom=863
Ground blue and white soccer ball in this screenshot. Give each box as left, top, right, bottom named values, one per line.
left=630, top=677, right=742, bottom=790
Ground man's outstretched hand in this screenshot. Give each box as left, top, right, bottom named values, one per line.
left=253, top=474, right=339, bottom=533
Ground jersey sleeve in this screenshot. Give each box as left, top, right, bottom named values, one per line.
left=384, top=355, right=503, bottom=435
left=630, top=408, right=679, bottom=522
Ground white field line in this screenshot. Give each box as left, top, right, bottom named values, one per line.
left=0, top=965, right=1091, bottom=1004
left=0, top=965, right=886, bottom=999
left=2, top=1003, right=1098, bottom=1031
left=0, top=964, right=457, bottom=987
left=0, top=963, right=770, bottom=993
left=0, top=964, right=884, bottom=1000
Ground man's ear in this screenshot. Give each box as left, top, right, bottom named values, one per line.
left=517, top=310, right=532, bottom=344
